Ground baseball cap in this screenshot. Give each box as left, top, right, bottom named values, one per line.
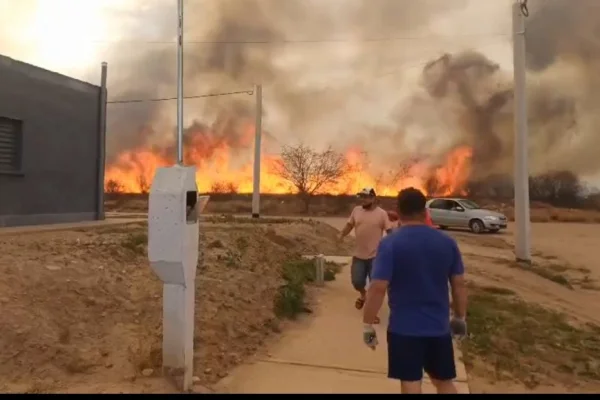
left=357, top=187, right=376, bottom=197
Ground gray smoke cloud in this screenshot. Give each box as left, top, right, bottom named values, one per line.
left=524, top=0, right=600, bottom=177
left=3, top=0, right=600, bottom=190
left=103, top=0, right=469, bottom=168
left=381, top=0, right=600, bottom=188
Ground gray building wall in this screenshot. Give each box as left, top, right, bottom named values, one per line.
left=0, top=55, right=102, bottom=227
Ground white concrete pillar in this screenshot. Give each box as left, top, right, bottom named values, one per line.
left=148, top=165, right=209, bottom=391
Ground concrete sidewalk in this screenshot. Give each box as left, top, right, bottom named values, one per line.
left=213, top=256, right=470, bottom=394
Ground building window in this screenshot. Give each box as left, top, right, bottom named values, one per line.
left=0, top=116, right=23, bottom=174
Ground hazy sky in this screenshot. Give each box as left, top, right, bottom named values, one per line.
left=3, top=0, right=598, bottom=185
left=0, top=0, right=514, bottom=84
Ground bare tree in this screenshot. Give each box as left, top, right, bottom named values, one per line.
left=210, top=182, right=226, bottom=194
left=225, top=182, right=239, bottom=194
left=105, top=179, right=124, bottom=194
left=529, top=170, right=582, bottom=208
left=274, top=143, right=348, bottom=212
left=376, top=161, right=414, bottom=190
left=137, top=173, right=150, bottom=194
left=210, top=181, right=238, bottom=194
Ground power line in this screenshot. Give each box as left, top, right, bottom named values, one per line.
left=107, top=89, right=253, bottom=104
left=86, top=32, right=511, bottom=46
left=186, top=33, right=511, bottom=44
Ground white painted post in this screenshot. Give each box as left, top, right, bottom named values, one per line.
left=148, top=165, right=209, bottom=391
left=512, top=0, right=532, bottom=263
left=315, top=254, right=325, bottom=287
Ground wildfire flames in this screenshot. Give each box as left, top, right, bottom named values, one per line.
left=105, top=121, right=472, bottom=197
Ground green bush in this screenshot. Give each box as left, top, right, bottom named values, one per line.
left=275, top=259, right=314, bottom=319
left=274, top=280, right=306, bottom=319
left=282, top=259, right=316, bottom=284
left=274, top=258, right=344, bottom=319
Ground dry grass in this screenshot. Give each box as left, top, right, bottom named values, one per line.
left=449, top=222, right=600, bottom=392
left=486, top=255, right=598, bottom=291
left=462, top=283, right=600, bottom=389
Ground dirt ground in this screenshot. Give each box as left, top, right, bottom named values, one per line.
left=317, top=217, right=600, bottom=393
left=446, top=224, right=600, bottom=394
left=2, top=209, right=600, bottom=394
left=0, top=217, right=351, bottom=393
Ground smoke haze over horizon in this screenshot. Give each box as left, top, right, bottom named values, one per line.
left=2, top=0, right=600, bottom=190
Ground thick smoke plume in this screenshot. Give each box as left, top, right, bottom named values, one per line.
left=393, top=0, right=600, bottom=185
left=104, top=0, right=468, bottom=166
left=3, top=0, right=600, bottom=187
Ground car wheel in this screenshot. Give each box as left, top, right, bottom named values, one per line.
left=469, top=219, right=485, bottom=234
left=439, top=225, right=448, bottom=230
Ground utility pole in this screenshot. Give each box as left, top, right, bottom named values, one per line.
left=97, top=62, right=108, bottom=221
left=176, top=0, right=184, bottom=164
left=252, top=84, right=263, bottom=218
left=512, top=0, right=531, bottom=263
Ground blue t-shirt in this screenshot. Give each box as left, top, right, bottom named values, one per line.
left=371, top=225, right=464, bottom=337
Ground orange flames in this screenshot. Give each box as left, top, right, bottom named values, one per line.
left=105, top=123, right=472, bottom=196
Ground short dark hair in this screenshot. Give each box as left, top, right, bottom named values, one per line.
left=397, top=187, right=426, bottom=217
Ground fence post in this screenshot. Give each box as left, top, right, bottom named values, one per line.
left=315, top=254, right=325, bottom=287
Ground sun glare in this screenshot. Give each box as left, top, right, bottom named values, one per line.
left=29, top=0, right=111, bottom=72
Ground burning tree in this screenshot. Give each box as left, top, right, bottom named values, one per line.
left=210, top=181, right=238, bottom=194
left=105, top=179, right=124, bottom=194
left=274, top=143, right=348, bottom=212
left=137, top=173, right=150, bottom=194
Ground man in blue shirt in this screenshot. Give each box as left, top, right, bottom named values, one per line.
left=362, top=187, right=468, bottom=394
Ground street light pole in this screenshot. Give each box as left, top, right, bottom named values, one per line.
left=176, top=0, right=184, bottom=164
left=512, top=0, right=531, bottom=263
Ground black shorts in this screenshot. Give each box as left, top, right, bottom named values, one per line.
left=387, top=331, right=456, bottom=382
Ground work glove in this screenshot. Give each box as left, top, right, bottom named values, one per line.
left=363, top=324, right=379, bottom=350
left=450, top=317, right=467, bottom=339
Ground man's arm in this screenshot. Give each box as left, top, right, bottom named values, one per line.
left=340, top=222, right=354, bottom=239
left=363, top=239, right=393, bottom=324
left=364, top=280, right=388, bottom=324
left=449, top=241, right=467, bottom=319
left=383, top=211, right=394, bottom=235
left=339, top=209, right=356, bottom=239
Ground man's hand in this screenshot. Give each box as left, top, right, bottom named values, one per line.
left=363, top=324, right=378, bottom=350
left=339, top=222, right=353, bottom=243
left=450, top=317, right=467, bottom=339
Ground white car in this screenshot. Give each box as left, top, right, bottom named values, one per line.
left=426, top=198, right=507, bottom=234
